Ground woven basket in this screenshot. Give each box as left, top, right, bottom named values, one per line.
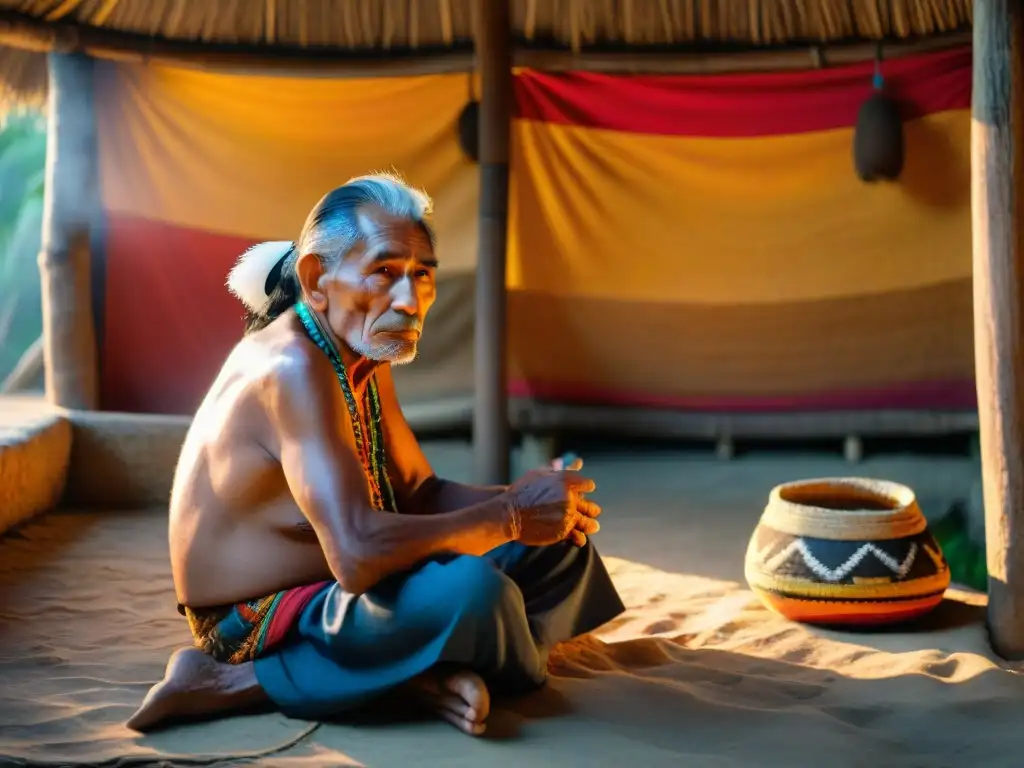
left=744, top=478, right=950, bottom=626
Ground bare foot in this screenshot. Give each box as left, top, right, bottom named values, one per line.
left=408, top=670, right=491, bottom=736
left=126, top=647, right=267, bottom=732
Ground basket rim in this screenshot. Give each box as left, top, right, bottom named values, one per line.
left=760, top=477, right=927, bottom=540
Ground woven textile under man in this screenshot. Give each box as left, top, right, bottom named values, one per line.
left=126, top=173, right=624, bottom=736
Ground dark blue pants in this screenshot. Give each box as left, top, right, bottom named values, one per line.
left=254, top=540, right=625, bottom=720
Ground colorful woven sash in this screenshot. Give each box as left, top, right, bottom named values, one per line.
left=181, top=582, right=329, bottom=664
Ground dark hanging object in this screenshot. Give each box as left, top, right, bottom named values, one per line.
left=853, top=52, right=905, bottom=182
left=457, top=100, right=480, bottom=163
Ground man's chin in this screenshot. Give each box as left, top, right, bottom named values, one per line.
left=370, top=343, right=418, bottom=366
left=388, top=350, right=417, bottom=366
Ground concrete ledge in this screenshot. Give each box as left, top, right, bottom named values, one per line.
left=0, top=393, right=982, bottom=518
left=61, top=410, right=190, bottom=509
left=0, top=398, right=72, bottom=534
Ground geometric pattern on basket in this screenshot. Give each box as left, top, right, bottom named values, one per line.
left=748, top=525, right=947, bottom=586
left=755, top=538, right=920, bottom=583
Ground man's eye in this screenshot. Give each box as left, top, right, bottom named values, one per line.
left=414, top=269, right=431, bottom=279
left=374, top=266, right=392, bottom=277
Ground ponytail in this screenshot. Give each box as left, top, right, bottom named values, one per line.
left=244, top=262, right=300, bottom=334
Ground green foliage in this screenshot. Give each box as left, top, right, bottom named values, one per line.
left=0, top=110, right=46, bottom=385
left=931, top=504, right=989, bottom=592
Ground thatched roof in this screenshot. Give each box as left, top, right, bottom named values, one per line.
left=0, top=0, right=973, bottom=108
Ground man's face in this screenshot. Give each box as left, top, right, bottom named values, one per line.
left=321, top=206, right=437, bottom=365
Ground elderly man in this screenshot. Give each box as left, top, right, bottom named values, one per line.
left=127, top=173, right=624, bottom=736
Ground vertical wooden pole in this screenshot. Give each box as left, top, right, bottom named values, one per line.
left=972, top=0, right=1024, bottom=659
left=39, top=52, right=100, bottom=411
left=472, top=0, right=512, bottom=485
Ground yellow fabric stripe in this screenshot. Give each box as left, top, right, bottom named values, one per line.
left=746, top=570, right=950, bottom=600
left=508, top=109, right=971, bottom=305
left=95, top=62, right=480, bottom=273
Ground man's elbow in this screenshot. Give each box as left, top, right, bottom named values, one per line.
left=334, top=569, right=373, bottom=596
left=327, top=548, right=381, bottom=596
left=406, top=474, right=443, bottom=515
left=324, top=513, right=396, bottom=594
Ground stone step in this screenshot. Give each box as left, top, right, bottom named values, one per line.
left=0, top=396, right=71, bottom=535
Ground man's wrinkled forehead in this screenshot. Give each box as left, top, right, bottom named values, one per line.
left=353, top=205, right=435, bottom=261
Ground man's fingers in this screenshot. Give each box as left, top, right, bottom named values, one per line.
left=575, top=499, right=602, bottom=519
left=575, top=516, right=600, bottom=536
left=550, top=455, right=584, bottom=472
left=560, top=470, right=596, bottom=493
left=568, top=529, right=588, bottom=547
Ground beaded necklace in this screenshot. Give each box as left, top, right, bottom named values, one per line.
left=294, top=301, right=397, bottom=513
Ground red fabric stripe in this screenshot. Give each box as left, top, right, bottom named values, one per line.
left=102, top=214, right=257, bottom=414
left=776, top=604, right=943, bottom=626
left=262, top=581, right=332, bottom=652
left=102, top=215, right=977, bottom=415
left=507, top=377, right=978, bottom=413
left=813, top=607, right=942, bottom=625
left=513, top=46, right=972, bottom=137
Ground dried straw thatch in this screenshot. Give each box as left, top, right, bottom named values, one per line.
left=0, top=0, right=974, bottom=107
left=0, top=0, right=974, bottom=49
left=0, top=46, right=45, bottom=109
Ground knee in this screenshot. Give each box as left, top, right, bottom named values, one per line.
left=442, top=555, right=521, bottom=621
left=511, top=538, right=594, bottom=573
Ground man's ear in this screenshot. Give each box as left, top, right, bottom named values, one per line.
left=294, top=253, right=326, bottom=310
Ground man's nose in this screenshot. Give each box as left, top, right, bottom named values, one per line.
left=391, top=277, right=419, bottom=315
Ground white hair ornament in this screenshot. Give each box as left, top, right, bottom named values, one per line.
left=226, top=241, right=296, bottom=314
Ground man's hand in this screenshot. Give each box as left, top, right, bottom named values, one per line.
left=549, top=454, right=602, bottom=546
left=506, top=465, right=601, bottom=548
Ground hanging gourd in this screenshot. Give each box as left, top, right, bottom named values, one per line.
left=457, top=100, right=480, bottom=163
left=853, top=49, right=905, bottom=182
left=455, top=70, right=480, bottom=164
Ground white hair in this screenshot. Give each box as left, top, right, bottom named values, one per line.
left=225, top=172, right=434, bottom=327
left=298, top=172, right=433, bottom=263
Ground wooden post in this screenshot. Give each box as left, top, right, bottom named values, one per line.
left=472, top=0, right=512, bottom=485
left=39, top=52, right=100, bottom=410
left=972, top=0, right=1024, bottom=659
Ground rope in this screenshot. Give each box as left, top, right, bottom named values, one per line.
left=3, top=722, right=322, bottom=768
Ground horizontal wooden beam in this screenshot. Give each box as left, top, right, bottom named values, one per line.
left=523, top=31, right=973, bottom=75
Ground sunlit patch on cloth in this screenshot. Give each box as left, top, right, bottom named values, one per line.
left=180, top=582, right=331, bottom=664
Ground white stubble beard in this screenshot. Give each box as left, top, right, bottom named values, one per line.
left=381, top=342, right=418, bottom=366
left=349, top=335, right=418, bottom=366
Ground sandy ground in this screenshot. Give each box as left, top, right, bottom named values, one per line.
left=3, top=443, right=1021, bottom=768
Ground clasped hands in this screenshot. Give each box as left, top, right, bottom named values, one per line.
left=505, top=455, right=602, bottom=548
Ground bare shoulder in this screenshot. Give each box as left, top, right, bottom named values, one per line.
left=248, top=323, right=341, bottom=434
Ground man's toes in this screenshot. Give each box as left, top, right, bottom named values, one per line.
left=437, top=707, right=486, bottom=736
left=442, top=671, right=490, bottom=721
left=125, top=683, right=173, bottom=731
left=125, top=708, right=149, bottom=731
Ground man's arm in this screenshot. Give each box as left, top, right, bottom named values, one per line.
left=267, top=353, right=515, bottom=595
left=414, top=479, right=506, bottom=514
left=374, top=363, right=507, bottom=514
left=410, top=454, right=583, bottom=514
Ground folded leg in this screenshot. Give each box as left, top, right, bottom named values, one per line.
left=256, top=540, right=625, bottom=720
left=486, top=539, right=626, bottom=652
